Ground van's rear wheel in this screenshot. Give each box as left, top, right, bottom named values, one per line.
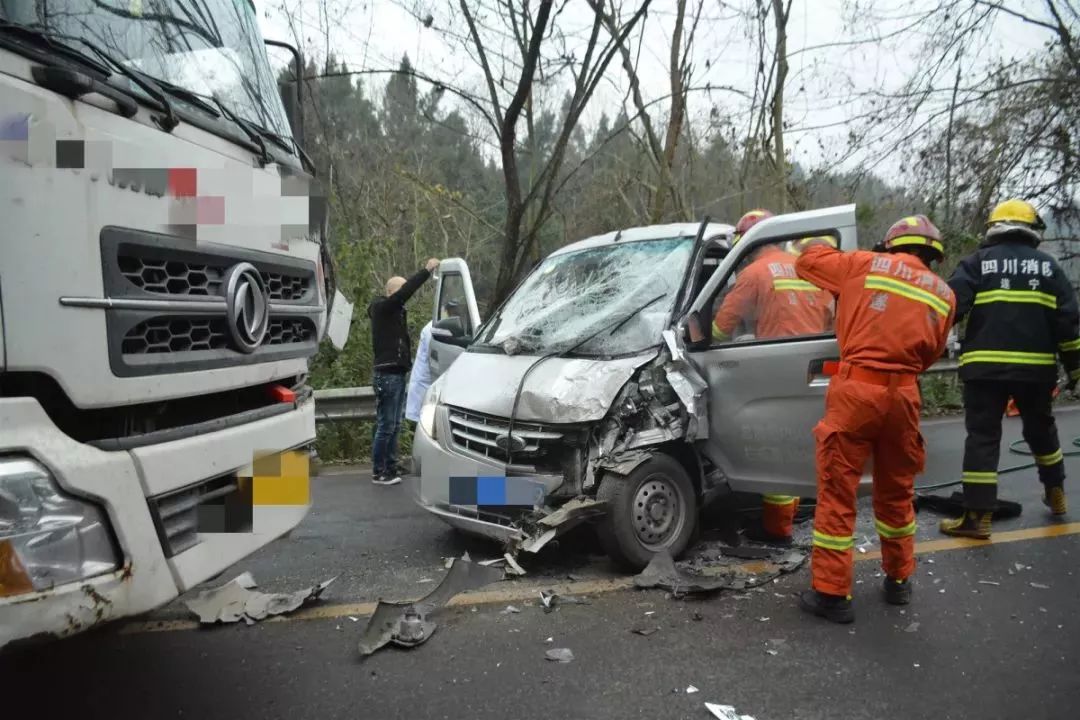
left=597, top=454, right=697, bottom=571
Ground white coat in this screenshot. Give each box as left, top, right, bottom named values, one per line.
left=405, top=322, right=433, bottom=422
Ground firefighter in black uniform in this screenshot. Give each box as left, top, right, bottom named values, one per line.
left=940, top=199, right=1080, bottom=539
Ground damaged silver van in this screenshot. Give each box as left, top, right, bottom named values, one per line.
left=412, top=206, right=858, bottom=569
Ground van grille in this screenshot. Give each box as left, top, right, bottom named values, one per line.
left=446, top=407, right=565, bottom=464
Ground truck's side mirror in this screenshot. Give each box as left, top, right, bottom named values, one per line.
left=265, top=40, right=304, bottom=150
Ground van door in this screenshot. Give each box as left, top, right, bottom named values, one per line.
left=429, top=258, right=482, bottom=379
left=682, top=205, right=859, bottom=498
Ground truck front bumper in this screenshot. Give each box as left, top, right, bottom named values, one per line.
left=0, top=396, right=315, bottom=648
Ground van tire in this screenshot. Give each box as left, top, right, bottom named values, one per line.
left=596, top=454, right=698, bottom=572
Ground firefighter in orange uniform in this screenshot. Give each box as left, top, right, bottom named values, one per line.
left=714, top=211, right=835, bottom=543
left=794, top=215, right=956, bottom=623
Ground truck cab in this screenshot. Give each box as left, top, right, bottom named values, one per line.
left=413, top=207, right=862, bottom=569
left=0, top=1, right=348, bottom=646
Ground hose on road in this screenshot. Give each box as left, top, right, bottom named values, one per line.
left=914, top=435, right=1080, bottom=491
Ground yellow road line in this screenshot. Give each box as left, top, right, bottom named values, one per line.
left=120, top=521, right=1080, bottom=635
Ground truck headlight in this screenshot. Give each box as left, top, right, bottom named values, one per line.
left=0, top=457, right=120, bottom=597
left=419, top=376, right=445, bottom=440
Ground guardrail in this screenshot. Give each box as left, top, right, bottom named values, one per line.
left=313, top=359, right=962, bottom=423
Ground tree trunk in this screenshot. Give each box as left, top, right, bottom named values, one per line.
left=770, top=0, right=789, bottom=212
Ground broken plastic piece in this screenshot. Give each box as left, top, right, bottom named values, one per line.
left=904, top=622, right=920, bottom=633
left=545, top=647, right=574, bottom=663
left=704, top=703, right=756, bottom=720
left=631, top=625, right=659, bottom=636
left=185, top=573, right=337, bottom=625
left=686, top=685, right=699, bottom=694
left=634, top=548, right=807, bottom=596
left=500, top=605, right=521, bottom=615
left=358, top=555, right=502, bottom=657
left=1029, top=582, right=1050, bottom=589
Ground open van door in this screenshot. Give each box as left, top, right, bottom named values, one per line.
left=681, top=205, right=859, bottom=499
left=428, top=258, right=482, bottom=379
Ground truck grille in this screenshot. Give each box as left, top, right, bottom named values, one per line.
left=121, top=317, right=316, bottom=355
left=148, top=475, right=245, bottom=557
left=118, top=252, right=310, bottom=301
left=447, top=407, right=565, bottom=464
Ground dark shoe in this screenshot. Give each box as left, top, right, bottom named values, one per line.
left=883, top=577, right=912, bottom=606
left=939, top=511, right=992, bottom=539
left=1043, top=486, right=1067, bottom=516
left=799, top=590, right=854, bottom=624
left=372, top=473, right=401, bottom=486
left=742, top=525, right=793, bottom=546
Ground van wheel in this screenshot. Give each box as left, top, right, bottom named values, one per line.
left=596, top=454, right=698, bottom=571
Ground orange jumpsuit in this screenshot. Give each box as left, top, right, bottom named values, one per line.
left=795, top=246, right=955, bottom=596
left=714, top=245, right=834, bottom=538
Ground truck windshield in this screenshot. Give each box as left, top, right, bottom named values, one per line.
left=476, top=237, right=695, bottom=357
left=1, top=0, right=290, bottom=138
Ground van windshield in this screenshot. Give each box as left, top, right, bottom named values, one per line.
left=476, top=237, right=695, bottom=357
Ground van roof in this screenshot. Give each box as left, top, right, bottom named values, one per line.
left=549, top=222, right=736, bottom=258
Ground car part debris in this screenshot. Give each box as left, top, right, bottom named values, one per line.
left=185, top=573, right=337, bottom=625
left=500, top=605, right=522, bottom=615
left=704, top=703, right=756, bottom=720
left=686, top=685, right=699, bottom=694
left=978, top=580, right=1001, bottom=587
left=503, top=553, right=527, bottom=576
left=1029, top=582, right=1050, bottom=589
left=718, top=545, right=776, bottom=560
left=633, top=548, right=807, bottom=597
left=545, top=647, right=574, bottom=663
left=358, top=555, right=502, bottom=657
left=631, top=625, right=659, bottom=636
left=539, top=589, right=591, bottom=613
left=904, top=622, right=920, bottom=633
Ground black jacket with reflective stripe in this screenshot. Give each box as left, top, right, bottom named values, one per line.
left=949, top=234, right=1080, bottom=383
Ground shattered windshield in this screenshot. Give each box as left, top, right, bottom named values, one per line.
left=1, top=0, right=290, bottom=138
left=477, top=237, right=694, bottom=357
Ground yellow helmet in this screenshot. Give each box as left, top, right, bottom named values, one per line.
left=987, top=199, right=1046, bottom=230
left=788, top=235, right=839, bottom=256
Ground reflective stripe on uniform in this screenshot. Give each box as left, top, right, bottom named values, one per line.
left=874, top=517, right=917, bottom=539
left=1059, top=339, right=1080, bottom=352
left=772, top=279, right=819, bottom=292
left=962, top=471, right=998, bottom=485
left=762, top=494, right=798, bottom=505
left=1035, top=449, right=1064, bottom=466
left=712, top=320, right=729, bottom=340
left=864, top=275, right=951, bottom=317
left=812, top=529, right=855, bottom=551
left=959, top=350, right=1056, bottom=366
left=973, top=289, right=1057, bottom=309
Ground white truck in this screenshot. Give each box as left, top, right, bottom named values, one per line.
left=0, top=1, right=348, bottom=647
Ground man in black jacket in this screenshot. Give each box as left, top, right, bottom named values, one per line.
left=941, top=200, right=1080, bottom=538
left=368, top=257, right=440, bottom=485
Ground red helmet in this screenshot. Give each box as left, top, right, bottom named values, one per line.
left=733, top=209, right=774, bottom=243
left=882, top=215, right=944, bottom=260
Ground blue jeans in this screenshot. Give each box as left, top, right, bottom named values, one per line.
left=372, top=370, right=407, bottom=475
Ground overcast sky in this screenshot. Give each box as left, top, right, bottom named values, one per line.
left=257, top=0, right=1053, bottom=171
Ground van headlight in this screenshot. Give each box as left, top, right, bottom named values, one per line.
left=0, top=458, right=120, bottom=597
left=419, top=376, right=445, bottom=440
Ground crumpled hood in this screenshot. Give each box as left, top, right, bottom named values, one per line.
left=438, top=349, right=659, bottom=424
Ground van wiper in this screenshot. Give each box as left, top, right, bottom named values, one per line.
left=0, top=20, right=112, bottom=76
left=147, top=78, right=221, bottom=119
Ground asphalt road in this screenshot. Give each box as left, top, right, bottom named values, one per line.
left=4, top=409, right=1080, bottom=720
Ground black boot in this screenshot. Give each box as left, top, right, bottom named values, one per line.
left=799, top=590, right=854, bottom=624
left=883, top=577, right=912, bottom=606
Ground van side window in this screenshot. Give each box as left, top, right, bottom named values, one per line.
left=710, top=238, right=835, bottom=345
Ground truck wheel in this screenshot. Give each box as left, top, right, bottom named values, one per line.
left=597, top=454, right=698, bottom=571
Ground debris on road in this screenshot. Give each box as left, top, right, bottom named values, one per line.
left=500, top=605, right=522, bottom=615
left=978, top=581, right=1001, bottom=586
left=904, top=622, right=920, bottom=633
left=633, top=547, right=807, bottom=597
left=358, top=555, right=503, bottom=657
left=718, top=545, right=775, bottom=560
left=631, top=625, right=659, bottom=636
left=704, top=702, right=756, bottom=720
left=503, top=553, right=527, bottom=576
left=417, top=578, right=434, bottom=584
left=1029, top=582, right=1051, bottom=590
left=765, top=639, right=786, bottom=655
left=539, top=589, right=590, bottom=613
left=545, top=648, right=574, bottom=663
left=686, top=685, right=699, bottom=694
left=185, top=572, right=337, bottom=625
